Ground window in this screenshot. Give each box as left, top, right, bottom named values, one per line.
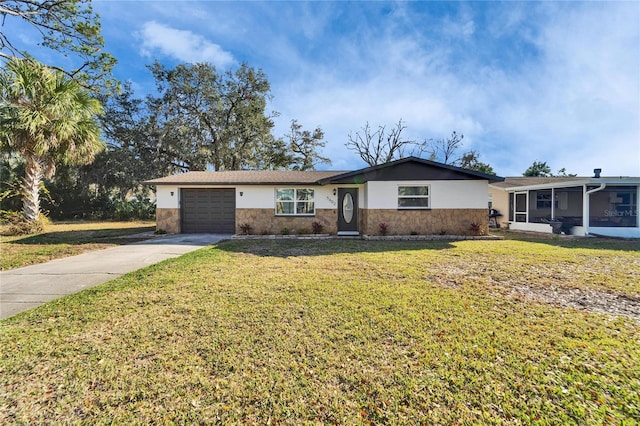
left=536, top=191, right=556, bottom=209
left=589, top=186, right=638, bottom=227
left=398, top=186, right=429, bottom=209
left=275, top=188, right=315, bottom=215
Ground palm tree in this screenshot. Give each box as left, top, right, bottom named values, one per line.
left=0, top=58, right=104, bottom=223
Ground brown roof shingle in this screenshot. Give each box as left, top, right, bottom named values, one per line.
left=489, top=176, right=586, bottom=189
left=490, top=176, right=640, bottom=189
left=144, top=170, right=348, bottom=186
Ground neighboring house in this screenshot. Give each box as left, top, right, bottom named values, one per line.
left=489, top=173, right=640, bottom=238
left=144, top=157, right=503, bottom=236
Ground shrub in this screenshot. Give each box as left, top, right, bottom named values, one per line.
left=111, top=197, right=156, bottom=221
left=280, top=227, right=290, bottom=235
left=312, top=221, right=324, bottom=234
left=2, top=212, right=50, bottom=236
left=239, top=223, right=253, bottom=235
left=469, top=222, right=486, bottom=236
left=0, top=210, right=22, bottom=225
left=379, top=222, right=389, bottom=236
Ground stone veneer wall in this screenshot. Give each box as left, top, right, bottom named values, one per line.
left=157, top=207, right=486, bottom=236
left=360, top=208, right=488, bottom=236
left=156, top=208, right=180, bottom=234
left=236, top=208, right=337, bottom=235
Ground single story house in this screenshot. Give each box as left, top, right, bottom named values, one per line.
left=144, top=157, right=503, bottom=236
left=488, top=172, right=640, bottom=238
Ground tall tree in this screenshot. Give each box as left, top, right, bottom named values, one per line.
left=346, top=119, right=420, bottom=166
left=0, top=58, right=104, bottom=222
left=285, top=120, right=331, bottom=170
left=97, top=73, right=332, bottom=201
left=523, top=161, right=552, bottom=177
left=0, top=0, right=117, bottom=93
left=459, top=150, right=496, bottom=175
left=148, top=62, right=275, bottom=171
left=98, top=82, right=190, bottom=198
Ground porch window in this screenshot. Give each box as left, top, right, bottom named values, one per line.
left=589, top=186, right=638, bottom=227
left=398, top=186, right=430, bottom=209
left=536, top=191, right=556, bottom=209
left=275, top=189, right=315, bottom=215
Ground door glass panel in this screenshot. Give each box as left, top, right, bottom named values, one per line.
left=343, top=193, right=354, bottom=224
left=515, top=193, right=527, bottom=222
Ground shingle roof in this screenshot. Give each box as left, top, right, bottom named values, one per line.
left=489, top=176, right=585, bottom=189
left=145, top=157, right=508, bottom=186
left=490, top=176, right=640, bottom=190
left=144, top=170, right=348, bottom=186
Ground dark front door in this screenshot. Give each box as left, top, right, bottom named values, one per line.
left=338, top=188, right=358, bottom=234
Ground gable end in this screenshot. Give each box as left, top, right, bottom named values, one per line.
left=322, top=157, right=503, bottom=184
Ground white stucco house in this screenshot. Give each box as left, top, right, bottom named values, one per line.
left=489, top=173, right=640, bottom=238
left=144, top=157, right=503, bottom=236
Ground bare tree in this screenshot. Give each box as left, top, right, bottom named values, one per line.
left=428, top=131, right=464, bottom=165
left=346, top=119, right=420, bottom=166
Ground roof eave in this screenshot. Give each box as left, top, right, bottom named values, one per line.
left=494, top=177, right=640, bottom=192
left=143, top=181, right=328, bottom=186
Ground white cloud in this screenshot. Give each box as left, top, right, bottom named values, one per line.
left=483, top=3, right=640, bottom=176
left=94, top=2, right=637, bottom=176
left=138, top=21, right=235, bottom=67
left=441, top=7, right=476, bottom=40
left=269, top=2, right=639, bottom=176
left=268, top=9, right=486, bottom=169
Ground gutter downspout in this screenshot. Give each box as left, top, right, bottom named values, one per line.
left=583, top=183, right=606, bottom=236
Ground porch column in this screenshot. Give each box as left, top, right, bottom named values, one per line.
left=551, top=188, right=555, bottom=220
left=584, top=183, right=607, bottom=235
left=636, top=185, right=640, bottom=228
left=583, top=185, right=588, bottom=234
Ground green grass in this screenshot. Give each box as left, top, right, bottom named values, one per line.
left=1, top=238, right=638, bottom=424
left=0, top=221, right=155, bottom=270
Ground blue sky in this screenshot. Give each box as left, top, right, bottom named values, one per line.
left=9, top=1, right=640, bottom=176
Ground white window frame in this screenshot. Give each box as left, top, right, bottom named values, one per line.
left=275, top=188, right=315, bottom=216
left=397, top=185, right=430, bottom=209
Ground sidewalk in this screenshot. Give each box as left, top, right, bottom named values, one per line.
left=0, top=234, right=228, bottom=319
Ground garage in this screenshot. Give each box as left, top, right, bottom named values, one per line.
left=181, top=188, right=236, bottom=233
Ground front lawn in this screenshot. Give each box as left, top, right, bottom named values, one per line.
left=1, top=238, right=638, bottom=423
left=0, top=221, right=155, bottom=270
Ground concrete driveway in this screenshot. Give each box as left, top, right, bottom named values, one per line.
left=0, top=234, right=229, bottom=320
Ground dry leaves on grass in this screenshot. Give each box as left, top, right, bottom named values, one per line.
left=1, top=238, right=638, bottom=424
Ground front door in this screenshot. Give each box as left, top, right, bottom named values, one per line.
left=338, top=188, right=359, bottom=235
